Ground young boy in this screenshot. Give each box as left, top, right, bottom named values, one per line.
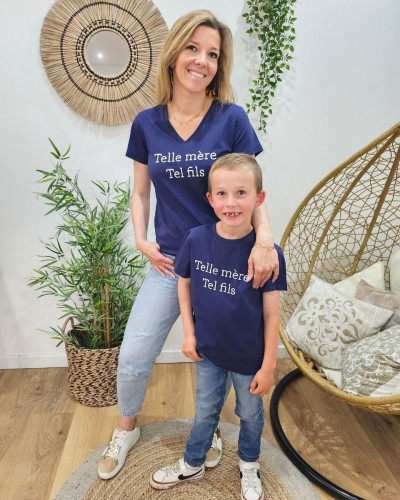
left=149, top=153, right=287, bottom=500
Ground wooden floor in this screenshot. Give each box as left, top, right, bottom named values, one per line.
left=0, top=359, right=399, bottom=500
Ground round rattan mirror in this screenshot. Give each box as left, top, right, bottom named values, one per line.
left=40, top=0, right=168, bottom=126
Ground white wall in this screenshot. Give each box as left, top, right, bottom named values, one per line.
left=1, top=0, right=399, bottom=368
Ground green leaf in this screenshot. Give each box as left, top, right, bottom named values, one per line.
left=63, top=144, right=71, bottom=157
left=48, top=138, right=61, bottom=158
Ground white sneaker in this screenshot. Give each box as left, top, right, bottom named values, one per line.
left=98, top=426, right=140, bottom=479
left=205, top=427, right=222, bottom=467
left=150, top=457, right=205, bottom=490
left=240, top=461, right=265, bottom=500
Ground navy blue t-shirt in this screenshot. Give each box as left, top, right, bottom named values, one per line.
left=174, top=223, right=287, bottom=375
left=126, top=101, right=263, bottom=255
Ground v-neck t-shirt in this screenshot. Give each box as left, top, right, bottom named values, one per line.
left=126, top=101, right=263, bottom=255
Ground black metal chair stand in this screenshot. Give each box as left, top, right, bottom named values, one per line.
left=270, top=369, right=365, bottom=500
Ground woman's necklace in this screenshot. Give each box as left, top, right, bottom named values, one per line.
left=170, top=100, right=207, bottom=126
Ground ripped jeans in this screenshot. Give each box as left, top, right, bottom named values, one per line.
left=117, top=265, right=181, bottom=417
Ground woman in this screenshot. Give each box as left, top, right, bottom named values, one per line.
left=98, top=10, right=279, bottom=480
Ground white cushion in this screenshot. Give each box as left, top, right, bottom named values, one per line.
left=318, top=366, right=343, bottom=388
left=389, top=247, right=400, bottom=292
left=286, top=275, right=393, bottom=369
left=333, top=261, right=385, bottom=297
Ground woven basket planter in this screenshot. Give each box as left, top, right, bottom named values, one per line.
left=63, top=317, right=120, bottom=407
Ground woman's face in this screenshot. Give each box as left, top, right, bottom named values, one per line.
left=171, top=25, right=220, bottom=97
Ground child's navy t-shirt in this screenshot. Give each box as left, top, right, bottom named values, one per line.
left=174, top=223, right=287, bottom=375
left=126, top=101, right=263, bottom=255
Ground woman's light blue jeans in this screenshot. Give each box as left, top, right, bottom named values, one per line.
left=117, top=265, right=181, bottom=416
left=184, top=354, right=264, bottom=466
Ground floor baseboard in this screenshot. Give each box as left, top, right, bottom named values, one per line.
left=0, top=345, right=289, bottom=369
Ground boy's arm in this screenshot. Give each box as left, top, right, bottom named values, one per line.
left=178, top=276, right=203, bottom=362
left=250, top=290, right=280, bottom=396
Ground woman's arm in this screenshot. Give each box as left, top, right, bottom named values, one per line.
left=248, top=202, right=280, bottom=288
left=131, top=161, right=174, bottom=277
left=178, top=277, right=203, bottom=361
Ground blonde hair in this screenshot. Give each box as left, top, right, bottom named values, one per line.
left=208, top=153, right=263, bottom=193
left=155, top=10, right=235, bottom=105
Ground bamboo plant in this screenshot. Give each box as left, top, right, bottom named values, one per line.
left=29, top=140, right=146, bottom=349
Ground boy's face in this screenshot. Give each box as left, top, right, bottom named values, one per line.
left=206, top=168, right=265, bottom=231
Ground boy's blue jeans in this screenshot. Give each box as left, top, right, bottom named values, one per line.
left=184, top=354, right=264, bottom=466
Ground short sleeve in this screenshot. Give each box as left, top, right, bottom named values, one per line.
left=173, top=230, right=193, bottom=278
left=232, top=106, right=263, bottom=156
left=262, top=245, right=287, bottom=292
left=126, top=113, right=148, bottom=164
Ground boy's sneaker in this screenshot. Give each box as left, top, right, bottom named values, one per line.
left=239, top=461, right=265, bottom=500
left=205, top=427, right=222, bottom=467
left=98, top=426, right=140, bottom=479
left=150, top=457, right=205, bottom=489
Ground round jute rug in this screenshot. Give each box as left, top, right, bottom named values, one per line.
left=55, top=419, right=319, bottom=499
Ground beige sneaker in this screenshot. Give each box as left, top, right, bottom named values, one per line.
left=205, top=427, right=222, bottom=468
left=98, top=426, right=140, bottom=479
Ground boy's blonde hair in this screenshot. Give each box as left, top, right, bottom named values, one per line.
left=208, top=153, right=263, bottom=193
left=155, top=10, right=235, bottom=105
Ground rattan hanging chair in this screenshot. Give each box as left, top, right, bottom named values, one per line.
left=279, top=121, right=400, bottom=414
left=270, top=122, right=400, bottom=499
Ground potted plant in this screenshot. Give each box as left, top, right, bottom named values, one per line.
left=29, top=140, right=147, bottom=406
left=243, top=0, right=297, bottom=132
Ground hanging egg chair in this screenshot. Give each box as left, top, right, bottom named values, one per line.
left=270, top=122, right=400, bottom=499
left=278, top=121, right=400, bottom=414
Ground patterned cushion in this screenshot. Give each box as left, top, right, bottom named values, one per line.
left=356, top=279, right=400, bottom=329
left=342, top=325, right=400, bottom=397
left=389, top=247, right=400, bottom=292
left=286, top=275, right=393, bottom=369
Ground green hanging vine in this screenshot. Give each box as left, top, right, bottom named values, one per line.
left=243, top=0, right=297, bottom=132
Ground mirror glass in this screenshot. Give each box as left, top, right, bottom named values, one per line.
left=86, top=31, right=130, bottom=76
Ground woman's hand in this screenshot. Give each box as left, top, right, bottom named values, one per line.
left=247, top=246, right=279, bottom=288
left=137, top=240, right=175, bottom=277
left=250, top=205, right=279, bottom=288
